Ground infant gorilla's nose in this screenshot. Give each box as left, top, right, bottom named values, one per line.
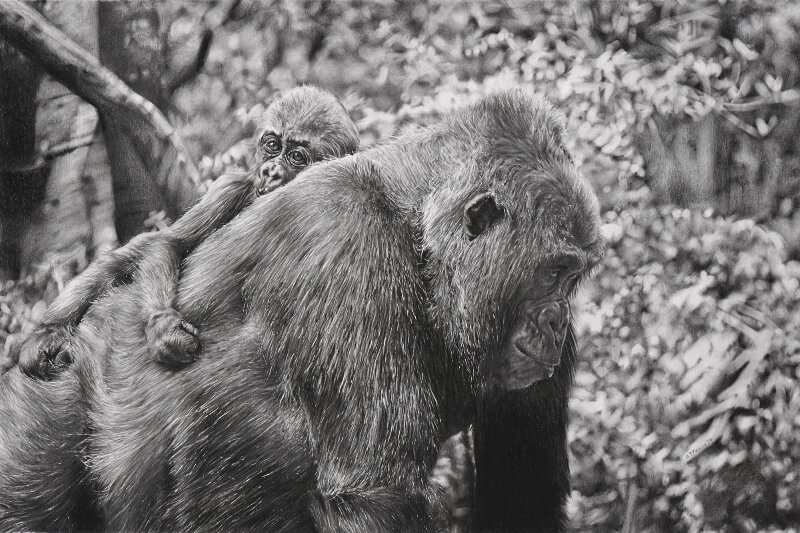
left=257, top=162, right=287, bottom=195
left=259, top=161, right=285, bottom=181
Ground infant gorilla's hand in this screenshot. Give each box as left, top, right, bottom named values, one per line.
left=16, top=324, right=73, bottom=380
left=145, top=308, right=200, bottom=368
left=206, top=172, right=256, bottom=199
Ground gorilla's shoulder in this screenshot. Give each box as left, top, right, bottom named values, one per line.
left=291, top=155, right=400, bottom=223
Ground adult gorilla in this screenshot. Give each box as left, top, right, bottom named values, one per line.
left=0, top=90, right=603, bottom=532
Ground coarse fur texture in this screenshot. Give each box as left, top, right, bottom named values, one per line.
left=0, top=89, right=603, bottom=532
left=14, top=86, right=359, bottom=376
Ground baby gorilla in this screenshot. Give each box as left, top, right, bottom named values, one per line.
left=15, top=86, right=359, bottom=376
left=255, top=87, right=359, bottom=194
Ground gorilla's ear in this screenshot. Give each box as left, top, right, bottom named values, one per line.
left=464, top=192, right=504, bottom=241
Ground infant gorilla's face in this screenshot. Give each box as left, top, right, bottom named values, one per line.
left=250, top=88, right=359, bottom=196
left=254, top=130, right=312, bottom=195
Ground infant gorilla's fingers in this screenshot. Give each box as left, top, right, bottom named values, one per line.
left=17, top=326, right=71, bottom=380
left=170, top=324, right=200, bottom=359
left=146, top=309, right=200, bottom=368
left=152, top=340, right=195, bottom=367
left=180, top=320, right=199, bottom=338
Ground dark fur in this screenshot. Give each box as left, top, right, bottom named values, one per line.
left=0, top=90, right=602, bottom=532
left=473, top=328, right=577, bottom=532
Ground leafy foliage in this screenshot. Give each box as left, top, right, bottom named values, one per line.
left=570, top=197, right=800, bottom=531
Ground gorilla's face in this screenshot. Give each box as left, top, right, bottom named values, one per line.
left=423, top=91, right=604, bottom=391
left=460, top=180, right=603, bottom=390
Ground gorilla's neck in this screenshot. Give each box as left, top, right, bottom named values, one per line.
left=361, top=129, right=461, bottom=218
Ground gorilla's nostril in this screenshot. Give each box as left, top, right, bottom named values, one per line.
left=537, top=303, right=563, bottom=334
left=259, top=163, right=271, bottom=180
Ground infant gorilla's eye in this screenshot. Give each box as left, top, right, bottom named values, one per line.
left=261, top=134, right=281, bottom=156
left=286, top=148, right=310, bottom=167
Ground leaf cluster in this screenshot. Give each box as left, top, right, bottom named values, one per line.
left=569, top=196, right=800, bottom=532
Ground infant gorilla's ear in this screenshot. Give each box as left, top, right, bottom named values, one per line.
left=464, top=192, right=503, bottom=240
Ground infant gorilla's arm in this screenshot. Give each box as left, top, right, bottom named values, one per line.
left=15, top=173, right=256, bottom=378
left=139, top=173, right=258, bottom=367
left=16, top=236, right=148, bottom=377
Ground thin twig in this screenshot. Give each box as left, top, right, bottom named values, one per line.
left=718, top=108, right=761, bottom=137
left=645, top=6, right=718, bottom=37
left=723, top=89, right=800, bottom=112
left=621, top=482, right=639, bottom=533
left=743, top=304, right=780, bottom=330
left=734, top=303, right=780, bottom=331
left=685, top=84, right=798, bottom=137
left=718, top=305, right=759, bottom=338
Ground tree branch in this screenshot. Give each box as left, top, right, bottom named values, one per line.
left=0, top=0, right=204, bottom=212
left=718, top=108, right=761, bottom=138
left=166, top=28, right=213, bottom=95
left=165, top=0, right=242, bottom=94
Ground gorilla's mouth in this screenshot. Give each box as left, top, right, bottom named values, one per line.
left=495, top=300, right=569, bottom=389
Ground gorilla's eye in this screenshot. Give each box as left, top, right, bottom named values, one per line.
left=261, top=134, right=281, bottom=156
left=561, top=146, right=574, bottom=164
left=547, top=256, right=584, bottom=287
left=547, top=265, right=576, bottom=287
left=286, top=148, right=310, bottom=167
left=464, top=192, right=504, bottom=241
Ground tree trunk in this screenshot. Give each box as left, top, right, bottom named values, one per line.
left=0, top=39, right=42, bottom=279
left=639, top=115, right=717, bottom=209
left=0, top=0, right=204, bottom=259
left=16, top=1, right=117, bottom=276
left=98, top=0, right=170, bottom=243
